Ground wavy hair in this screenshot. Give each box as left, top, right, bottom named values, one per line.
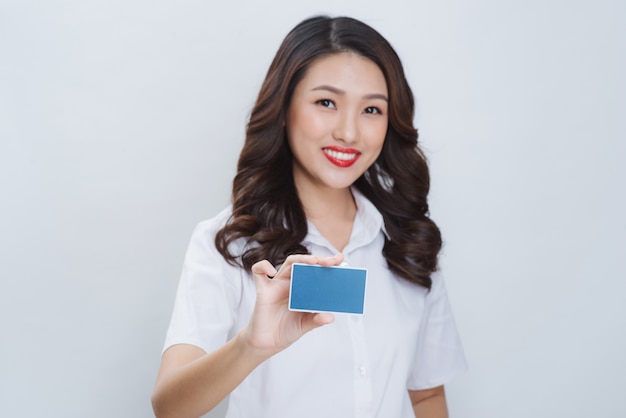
left=215, top=16, right=441, bottom=289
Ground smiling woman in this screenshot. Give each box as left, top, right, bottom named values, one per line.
left=152, top=15, right=467, bottom=418
left=285, top=52, right=389, bottom=252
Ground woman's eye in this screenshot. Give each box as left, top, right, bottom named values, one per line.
left=316, top=99, right=335, bottom=109
left=364, top=106, right=382, bottom=115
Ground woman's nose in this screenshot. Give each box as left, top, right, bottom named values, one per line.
left=332, top=111, right=358, bottom=144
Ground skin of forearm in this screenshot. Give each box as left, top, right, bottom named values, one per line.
left=152, top=331, right=271, bottom=418
left=412, top=391, right=448, bottom=418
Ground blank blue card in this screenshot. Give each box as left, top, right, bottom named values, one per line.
left=289, top=263, right=367, bottom=314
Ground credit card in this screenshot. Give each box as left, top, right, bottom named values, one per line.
left=289, top=263, right=367, bottom=314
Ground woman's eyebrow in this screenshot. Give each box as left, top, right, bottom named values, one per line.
left=311, top=85, right=388, bottom=102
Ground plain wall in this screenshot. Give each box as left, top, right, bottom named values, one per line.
left=1, top=0, right=624, bottom=417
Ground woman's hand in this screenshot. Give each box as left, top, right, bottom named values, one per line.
left=240, top=253, right=344, bottom=357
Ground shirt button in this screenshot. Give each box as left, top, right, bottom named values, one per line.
left=359, top=366, right=367, bottom=376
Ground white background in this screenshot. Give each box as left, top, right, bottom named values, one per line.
left=1, top=0, right=624, bottom=417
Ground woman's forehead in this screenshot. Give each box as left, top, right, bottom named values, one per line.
left=296, top=52, right=388, bottom=96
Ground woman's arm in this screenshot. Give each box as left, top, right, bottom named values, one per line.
left=151, top=253, right=342, bottom=418
left=409, top=385, right=448, bottom=418
left=152, top=334, right=267, bottom=418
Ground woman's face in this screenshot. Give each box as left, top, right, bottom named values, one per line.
left=286, top=52, right=388, bottom=195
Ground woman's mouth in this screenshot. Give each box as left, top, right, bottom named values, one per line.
left=322, top=147, right=361, bottom=167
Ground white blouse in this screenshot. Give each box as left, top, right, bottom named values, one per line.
left=164, top=190, right=467, bottom=418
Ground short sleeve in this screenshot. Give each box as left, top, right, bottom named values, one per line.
left=163, top=211, right=243, bottom=354
left=407, top=273, right=468, bottom=389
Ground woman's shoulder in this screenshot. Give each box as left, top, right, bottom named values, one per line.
left=185, top=205, right=236, bottom=254
left=193, top=205, right=233, bottom=234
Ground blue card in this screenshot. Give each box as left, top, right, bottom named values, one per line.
left=289, top=263, right=367, bottom=314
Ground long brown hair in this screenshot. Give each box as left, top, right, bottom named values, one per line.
left=215, top=16, right=441, bottom=289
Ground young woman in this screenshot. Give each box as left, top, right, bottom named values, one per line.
left=152, top=15, right=466, bottom=418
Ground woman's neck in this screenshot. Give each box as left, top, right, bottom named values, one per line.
left=297, top=185, right=357, bottom=252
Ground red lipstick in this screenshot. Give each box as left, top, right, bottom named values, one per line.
left=322, top=146, right=361, bottom=168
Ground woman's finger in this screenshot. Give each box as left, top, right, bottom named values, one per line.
left=250, top=260, right=280, bottom=292
left=251, top=260, right=277, bottom=279
left=274, top=253, right=344, bottom=280
left=300, top=312, right=335, bottom=334
left=316, top=253, right=344, bottom=267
